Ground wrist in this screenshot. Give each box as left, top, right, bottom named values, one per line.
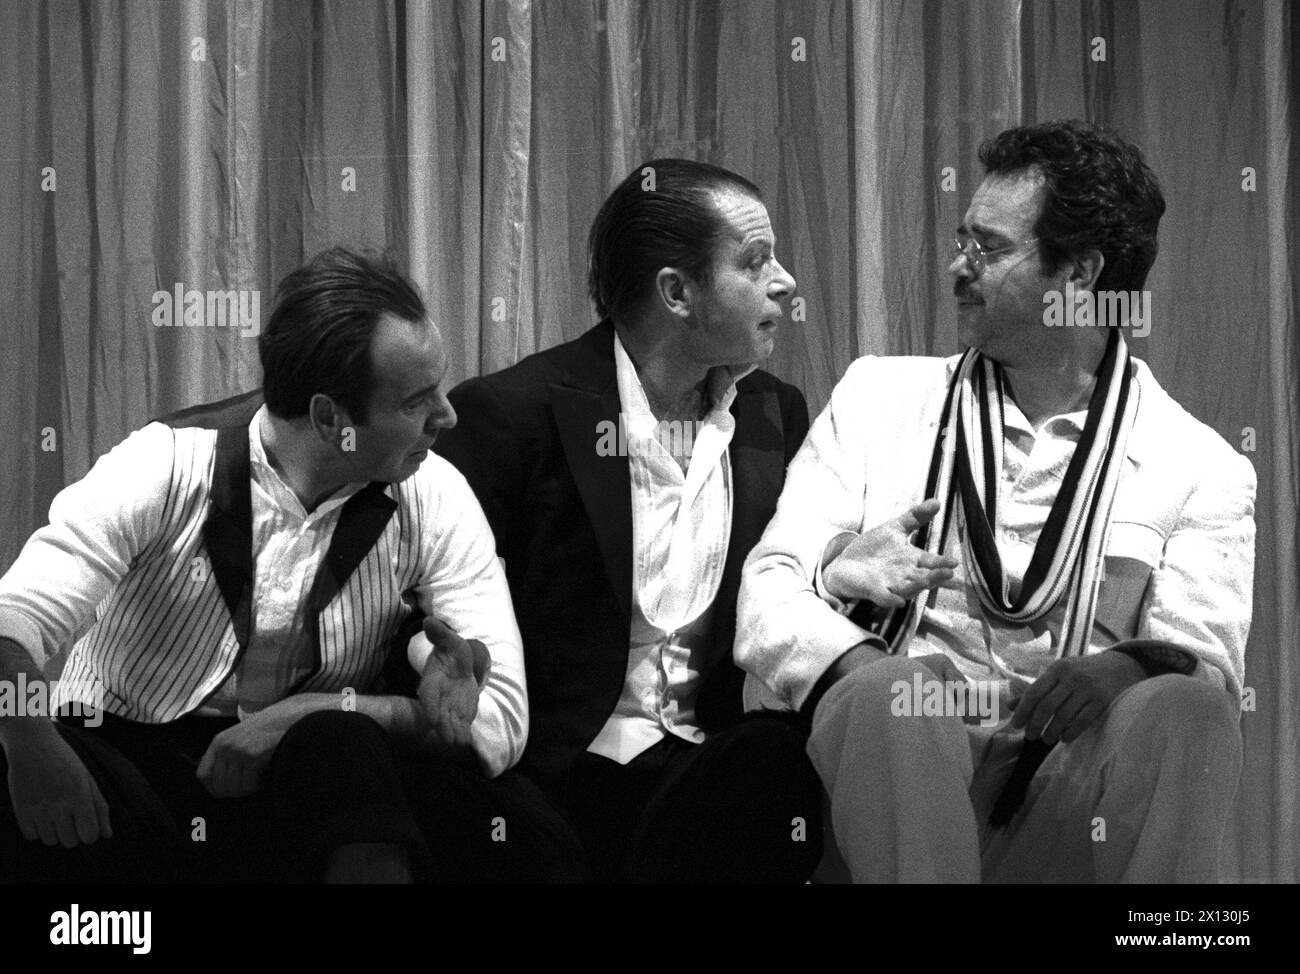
left=1107, top=649, right=1149, bottom=686
left=1109, top=640, right=1197, bottom=678
left=829, top=642, right=887, bottom=683
left=803, top=639, right=888, bottom=716
left=0, top=714, right=61, bottom=751
left=820, top=532, right=858, bottom=602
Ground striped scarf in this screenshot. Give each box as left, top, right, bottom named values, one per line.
left=871, top=328, right=1139, bottom=661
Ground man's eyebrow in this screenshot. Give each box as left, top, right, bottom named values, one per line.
left=966, top=221, right=1009, bottom=243
left=402, top=381, right=441, bottom=403
left=738, top=238, right=772, bottom=260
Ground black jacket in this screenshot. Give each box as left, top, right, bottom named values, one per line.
left=435, top=320, right=809, bottom=781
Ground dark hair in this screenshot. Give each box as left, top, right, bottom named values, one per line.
left=259, top=247, right=427, bottom=422
left=587, top=158, right=763, bottom=320
left=978, top=120, right=1166, bottom=294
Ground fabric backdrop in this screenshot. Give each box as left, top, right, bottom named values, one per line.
left=3, top=0, right=1296, bottom=881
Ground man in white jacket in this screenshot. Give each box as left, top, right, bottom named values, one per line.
left=736, top=120, right=1255, bottom=883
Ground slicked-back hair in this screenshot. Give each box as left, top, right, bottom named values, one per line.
left=588, top=158, right=763, bottom=321
left=259, top=247, right=427, bottom=423
left=979, top=120, right=1166, bottom=294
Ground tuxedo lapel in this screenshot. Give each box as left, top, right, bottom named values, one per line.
left=187, top=396, right=399, bottom=686
left=543, top=324, right=786, bottom=638
left=548, top=323, right=634, bottom=629
left=297, top=482, right=398, bottom=684
left=203, top=425, right=255, bottom=655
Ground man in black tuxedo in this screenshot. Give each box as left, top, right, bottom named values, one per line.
left=435, top=159, right=823, bottom=882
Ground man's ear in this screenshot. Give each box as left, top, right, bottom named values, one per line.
left=1068, top=248, right=1105, bottom=293
left=654, top=267, right=694, bottom=322
left=308, top=393, right=350, bottom=446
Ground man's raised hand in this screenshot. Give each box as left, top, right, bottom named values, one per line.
left=823, top=498, right=959, bottom=606
left=417, top=618, right=490, bottom=754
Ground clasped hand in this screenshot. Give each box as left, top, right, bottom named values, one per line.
left=1009, top=651, right=1147, bottom=744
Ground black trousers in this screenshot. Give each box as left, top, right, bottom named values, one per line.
left=539, top=712, right=824, bottom=883
left=0, top=709, right=583, bottom=883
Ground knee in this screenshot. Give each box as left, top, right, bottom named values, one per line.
left=817, top=653, right=931, bottom=722
left=275, top=709, right=390, bottom=764
left=726, top=716, right=820, bottom=788
left=1112, top=674, right=1242, bottom=756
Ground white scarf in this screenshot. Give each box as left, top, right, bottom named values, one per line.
left=865, top=329, right=1139, bottom=660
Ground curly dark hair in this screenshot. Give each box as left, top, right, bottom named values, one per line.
left=978, top=120, right=1166, bottom=294
left=259, top=247, right=427, bottom=423
left=588, top=158, right=762, bottom=321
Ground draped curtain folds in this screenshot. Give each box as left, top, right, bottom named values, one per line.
left=2, top=0, right=1295, bottom=880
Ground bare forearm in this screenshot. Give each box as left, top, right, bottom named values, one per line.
left=0, top=636, right=60, bottom=749
left=0, top=636, right=45, bottom=685
left=351, top=694, right=430, bottom=743
left=259, top=691, right=462, bottom=754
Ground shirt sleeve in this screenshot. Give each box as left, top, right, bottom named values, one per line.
left=1136, top=446, right=1256, bottom=699
left=0, top=422, right=176, bottom=667
left=404, top=455, right=527, bottom=778
left=735, top=358, right=884, bottom=711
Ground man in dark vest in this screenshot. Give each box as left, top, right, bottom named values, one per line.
left=0, top=247, right=577, bottom=882
left=435, top=159, right=824, bottom=882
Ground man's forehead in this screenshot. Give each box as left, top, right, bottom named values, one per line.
left=371, top=314, right=446, bottom=391
left=709, top=188, right=772, bottom=242
left=964, top=169, right=1046, bottom=233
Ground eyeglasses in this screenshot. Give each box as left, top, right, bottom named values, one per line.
left=950, top=234, right=1039, bottom=276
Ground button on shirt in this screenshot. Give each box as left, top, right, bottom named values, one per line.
left=201, top=407, right=369, bottom=717
left=909, top=397, right=1098, bottom=691
left=586, top=335, right=743, bottom=763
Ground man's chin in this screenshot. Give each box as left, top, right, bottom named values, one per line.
left=385, top=451, right=429, bottom=483
left=956, top=309, right=983, bottom=349
left=752, top=328, right=778, bottom=360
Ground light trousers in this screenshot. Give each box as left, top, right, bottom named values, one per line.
left=807, top=655, right=1242, bottom=883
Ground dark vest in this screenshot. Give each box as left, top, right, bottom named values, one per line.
left=157, top=391, right=419, bottom=696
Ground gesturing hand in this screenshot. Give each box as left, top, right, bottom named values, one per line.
left=417, top=618, right=491, bottom=753
left=1009, top=651, right=1147, bottom=745
left=823, top=498, right=958, bottom=606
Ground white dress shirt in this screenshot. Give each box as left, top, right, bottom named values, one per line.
left=201, top=409, right=369, bottom=716
left=586, top=335, right=741, bottom=763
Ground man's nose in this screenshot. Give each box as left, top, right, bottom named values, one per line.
left=769, top=259, right=796, bottom=301
left=426, top=394, right=457, bottom=432
left=949, top=250, right=976, bottom=284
